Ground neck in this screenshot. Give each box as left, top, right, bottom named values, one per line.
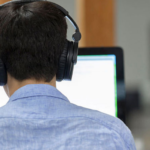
left=4, top=74, right=56, bottom=97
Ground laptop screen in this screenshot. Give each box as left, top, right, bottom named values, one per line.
left=57, top=55, right=118, bottom=117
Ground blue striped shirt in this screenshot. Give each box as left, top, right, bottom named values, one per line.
left=0, top=84, right=136, bottom=150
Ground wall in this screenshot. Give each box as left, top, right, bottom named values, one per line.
left=116, top=0, right=150, bottom=104
left=116, top=0, right=150, bottom=88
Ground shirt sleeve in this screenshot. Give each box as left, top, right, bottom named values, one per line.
left=111, top=123, right=137, bottom=150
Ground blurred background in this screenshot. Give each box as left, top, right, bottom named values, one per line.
left=1, top=0, right=150, bottom=149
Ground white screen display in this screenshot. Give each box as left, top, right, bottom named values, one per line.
left=57, top=55, right=117, bottom=117
left=0, top=86, right=9, bottom=107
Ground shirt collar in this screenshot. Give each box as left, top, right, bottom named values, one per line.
left=8, top=84, right=69, bottom=103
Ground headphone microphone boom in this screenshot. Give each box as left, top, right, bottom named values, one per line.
left=0, top=0, right=81, bottom=85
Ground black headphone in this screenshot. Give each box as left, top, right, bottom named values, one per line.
left=0, top=0, right=81, bottom=85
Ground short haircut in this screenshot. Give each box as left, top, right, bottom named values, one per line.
left=0, top=1, right=67, bottom=82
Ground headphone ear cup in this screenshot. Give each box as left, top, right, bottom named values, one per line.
left=56, top=40, right=74, bottom=81
left=56, top=41, right=68, bottom=81
left=0, top=59, right=7, bottom=86
left=64, top=41, right=74, bottom=80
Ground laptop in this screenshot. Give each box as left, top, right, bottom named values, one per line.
left=57, top=47, right=126, bottom=122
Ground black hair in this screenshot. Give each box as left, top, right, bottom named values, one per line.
left=0, top=1, right=67, bottom=82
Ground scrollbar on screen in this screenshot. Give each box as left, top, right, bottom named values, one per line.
left=57, top=55, right=117, bottom=117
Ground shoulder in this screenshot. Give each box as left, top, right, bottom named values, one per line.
left=69, top=103, right=136, bottom=149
